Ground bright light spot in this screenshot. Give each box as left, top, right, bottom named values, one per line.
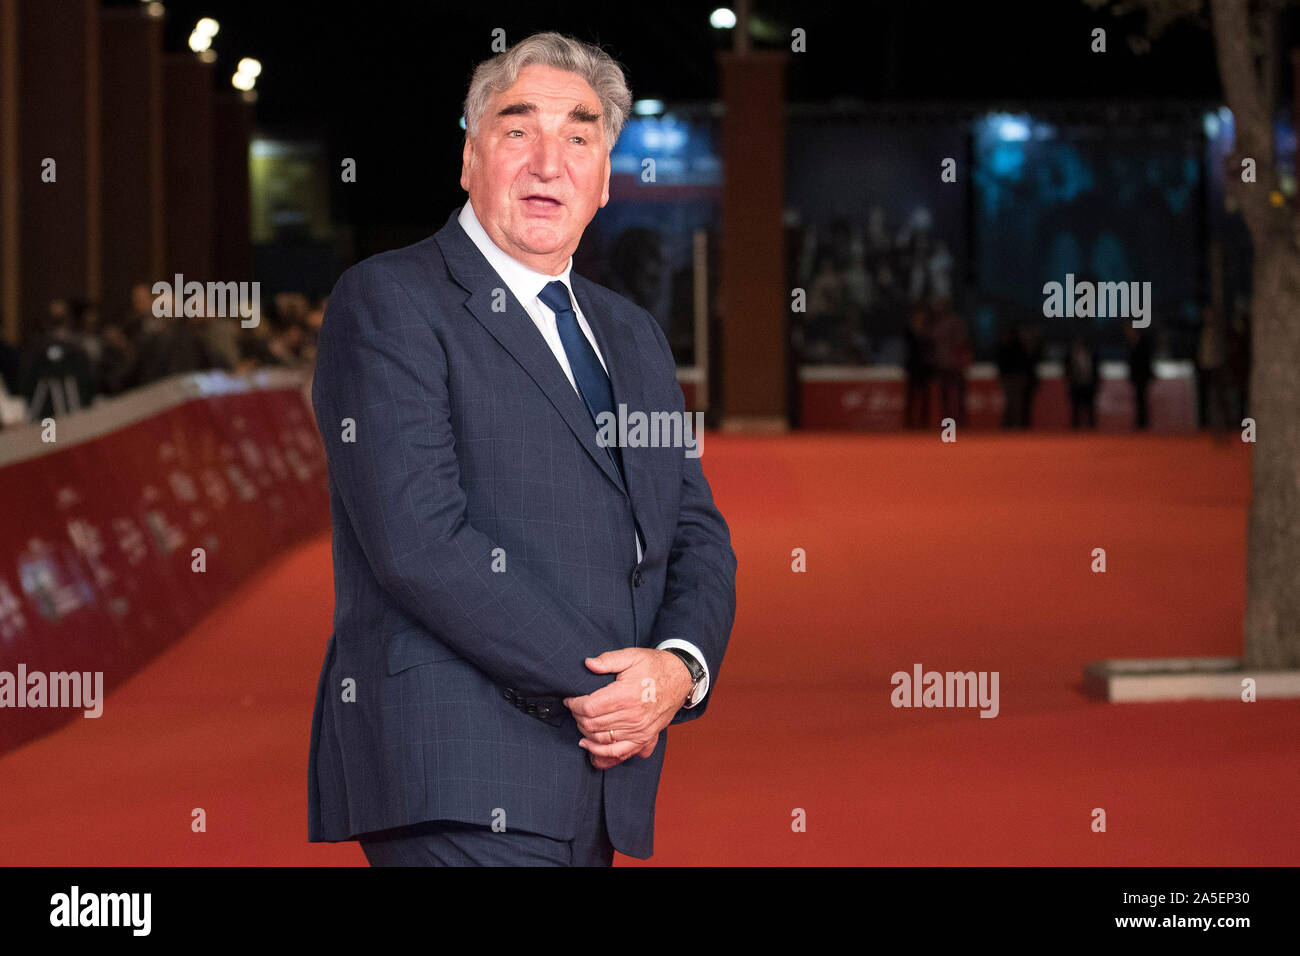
left=237, top=58, right=262, bottom=79
left=641, top=123, right=687, bottom=151
left=195, top=18, right=219, bottom=38
left=458, top=115, right=467, bottom=130
left=188, top=31, right=211, bottom=53
left=1203, top=112, right=1220, bottom=138
left=633, top=99, right=664, bottom=116
left=993, top=114, right=1031, bottom=142
left=232, top=71, right=255, bottom=92
left=144, top=2, right=165, bottom=18
left=710, top=8, right=736, bottom=29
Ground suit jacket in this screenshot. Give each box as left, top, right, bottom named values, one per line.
left=307, top=207, right=737, bottom=859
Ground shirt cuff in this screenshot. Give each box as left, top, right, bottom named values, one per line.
left=655, top=639, right=710, bottom=709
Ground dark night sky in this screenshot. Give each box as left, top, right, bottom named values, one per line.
left=107, top=0, right=1287, bottom=228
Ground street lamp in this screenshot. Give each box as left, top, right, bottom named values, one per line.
left=189, top=18, right=219, bottom=63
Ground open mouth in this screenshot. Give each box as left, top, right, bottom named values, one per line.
left=522, top=195, right=562, bottom=207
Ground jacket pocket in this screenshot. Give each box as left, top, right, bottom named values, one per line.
left=384, top=625, right=461, bottom=675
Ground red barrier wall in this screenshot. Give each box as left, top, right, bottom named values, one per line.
left=800, top=362, right=1198, bottom=431
left=0, top=371, right=328, bottom=754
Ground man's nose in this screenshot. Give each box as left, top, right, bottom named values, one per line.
left=527, top=135, right=563, bottom=178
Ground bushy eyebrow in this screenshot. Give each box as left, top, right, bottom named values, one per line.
left=568, top=105, right=601, bottom=125
left=496, top=102, right=602, bottom=126
left=496, top=101, right=538, bottom=119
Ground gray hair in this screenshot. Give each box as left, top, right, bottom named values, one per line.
left=463, top=32, right=632, bottom=151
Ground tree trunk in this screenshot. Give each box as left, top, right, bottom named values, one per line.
left=1242, top=240, right=1300, bottom=668
left=1208, top=0, right=1300, bottom=669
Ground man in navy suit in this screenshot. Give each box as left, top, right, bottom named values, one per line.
left=307, top=31, right=737, bottom=865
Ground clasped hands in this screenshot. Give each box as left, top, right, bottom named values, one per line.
left=563, top=648, right=692, bottom=770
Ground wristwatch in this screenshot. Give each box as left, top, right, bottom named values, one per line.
left=664, top=647, right=707, bottom=707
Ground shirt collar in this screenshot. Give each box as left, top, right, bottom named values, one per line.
left=458, top=199, right=574, bottom=309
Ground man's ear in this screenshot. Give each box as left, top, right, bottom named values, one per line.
left=599, top=152, right=611, bottom=208
left=460, top=136, right=474, bottom=192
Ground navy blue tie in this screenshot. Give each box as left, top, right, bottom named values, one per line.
left=537, top=280, right=625, bottom=484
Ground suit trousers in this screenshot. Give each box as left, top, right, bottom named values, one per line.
left=357, top=763, right=613, bottom=866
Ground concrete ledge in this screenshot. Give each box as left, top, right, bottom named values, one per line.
left=1084, top=657, right=1300, bottom=702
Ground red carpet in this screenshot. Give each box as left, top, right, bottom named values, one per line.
left=2, top=433, right=1296, bottom=865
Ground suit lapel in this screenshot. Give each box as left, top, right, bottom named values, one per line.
left=434, top=210, right=629, bottom=497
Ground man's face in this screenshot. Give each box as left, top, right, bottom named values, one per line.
left=460, top=64, right=611, bottom=275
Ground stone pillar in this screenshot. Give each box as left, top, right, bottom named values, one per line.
left=213, top=93, right=253, bottom=283
left=100, top=8, right=165, bottom=320
left=16, top=0, right=101, bottom=339
left=717, top=49, right=788, bottom=431
left=0, top=0, right=18, bottom=344
left=162, top=55, right=215, bottom=280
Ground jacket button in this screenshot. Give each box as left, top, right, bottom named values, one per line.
left=503, top=688, right=516, bottom=701
left=632, top=569, right=644, bottom=587
left=537, top=705, right=551, bottom=717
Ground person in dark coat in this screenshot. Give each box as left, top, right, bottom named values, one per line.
left=1065, top=332, right=1100, bottom=429
left=904, top=305, right=935, bottom=428
left=996, top=323, right=1030, bottom=428
left=17, top=299, right=97, bottom=422
left=0, top=326, right=19, bottom=399
left=1125, top=325, right=1154, bottom=430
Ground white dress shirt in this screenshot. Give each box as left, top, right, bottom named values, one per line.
left=457, top=200, right=709, bottom=707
